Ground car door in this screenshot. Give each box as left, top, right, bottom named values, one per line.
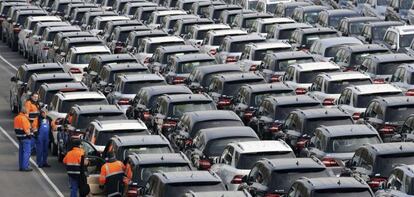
left=80, top=140, right=105, bottom=195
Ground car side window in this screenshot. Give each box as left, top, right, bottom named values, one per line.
left=351, top=149, right=363, bottom=166
left=284, top=66, right=295, bottom=81
left=401, top=116, right=414, bottom=133
left=311, top=76, right=323, bottom=91
left=365, top=101, right=377, bottom=118
left=391, top=67, right=403, bottom=82
left=359, top=149, right=373, bottom=172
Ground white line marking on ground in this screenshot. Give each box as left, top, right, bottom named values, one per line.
left=0, top=117, right=64, bottom=197
left=0, top=54, right=18, bottom=71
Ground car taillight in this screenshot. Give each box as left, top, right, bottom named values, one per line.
left=352, top=112, right=361, bottom=120
left=198, top=159, right=211, bottom=170
left=322, top=98, right=335, bottom=106
left=126, top=185, right=138, bottom=197
left=368, top=177, right=387, bottom=189
left=373, top=78, right=385, bottom=84
left=249, top=64, right=257, bottom=71
left=406, top=89, right=414, bottom=96
left=43, top=46, right=49, bottom=50
left=295, top=88, right=307, bottom=95
left=322, top=157, right=339, bottom=167
left=300, top=48, right=308, bottom=53
left=69, top=67, right=82, bottom=74
left=142, top=111, right=151, bottom=121
left=225, top=56, right=238, bottom=63
left=13, top=24, right=20, bottom=33
left=34, top=41, right=39, bottom=44
left=343, top=67, right=354, bottom=72
left=185, top=139, right=192, bottom=145
left=268, top=122, right=282, bottom=133
left=243, top=110, right=254, bottom=122
left=209, top=49, right=216, bottom=55
left=114, top=42, right=124, bottom=54
left=217, top=97, right=232, bottom=109
left=162, top=119, right=177, bottom=129
left=295, top=138, right=308, bottom=150
left=117, top=98, right=131, bottom=105
left=230, top=175, right=243, bottom=184
left=172, top=76, right=185, bottom=84
left=264, top=193, right=281, bottom=197
left=270, top=74, right=281, bottom=82
left=379, top=124, right=397, bottom=135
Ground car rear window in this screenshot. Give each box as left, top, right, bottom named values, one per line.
left=74, top=113, right=126, bottom=129
left=376, top=152, right=414, bottom=176
left=139, top=164, right=191, bottom=182
left=176, top=60, right=215, bottom=74
left=270, top=168, right=332, bottom=193
left=313, top=188, right=373, bottom=197
left=124, top=145, right=172, bottom=158
left=163, top=182, right=225, bottom=196
left=236, top=151, right=295, bottom=169
left=297, top=69, right=340, bottom=83
left=95, top=130, right=147, bottom=146
left=252, top=90, right=295, bottom=106
left=24, top=68, right=64, bottom=82
left=222, top=79, right=265, bottom=96
left=355, top=92, right=402, bottom=108
left=304, top=117, right=353, bottom=135
left=204, top=137, right=258, bottom=156
left=385, top=105, right=414, bottom=122
left=274, top=103, right=321, bottom=120
left=122, top=80, right=166, bottom=94
left=326, top=79, right=372, bottom=94
left=170, top=102, right=216, bottom=118
left=59, top=99, right=108, bottom=113
left=328, top=135, right=381, bottom=153
left=191, top=120, right=244, bottom=137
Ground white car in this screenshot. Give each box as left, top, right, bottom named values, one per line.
left=249, top=17, right=295, bottom=37
left=147, top=10, right=187, bottom=29
left=63, top=46, right=111, bottom=81
left=210, top=140, right=295, bottom=191
left=307, top=71, right=372, bottom=106
left=185, top=24, right=230, bottom=47
left=89, top=15, right=130, bottom=36
left=282, top=62, right=340, bottom=95
left=135, top=36, right=185, bottom=65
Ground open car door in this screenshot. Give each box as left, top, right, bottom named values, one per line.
left=80, top=140, right=106, bottom=196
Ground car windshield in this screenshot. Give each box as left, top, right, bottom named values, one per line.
left=122, top=81, right=166, bottom=94
left=59, top=99, right=108, bottom=113
left=230, top=40, right=261, bottom=52
left=163, top=182, right=225, bottom=196
left=223, top=79, right=264, bottom=96
left=328, top=135, right=381, bottom=153
left=326, top=79, right=372, bottom=94
left=270, top=168, right=332, bottom=192
left=253, top=48, right=291, bottom=60
left=140, top=164, right=191, bottom=182
left=351, top=51, right=389, bottom=66
left=236, top=151, right=295, bottom=169
left=74, top=113, right=126, bottom=129
left=191, top=120, right=244, bottom=137
left=297, top=69, right=339, bottom=83
left=304, top=117, right=353, bottom=135
left=148, top=41, right=184, bottom=53
left=95, top=130, right=147, bottom=146
left=176, top=60, right=215, bottom=74
left=171, top=102, right=216, bottom=118
left=376, top=153, right=414, bottom=176
left=371, top=26, right=389, bottom=41
left=313, top=188, right=374, bottom=197
left=355, top=92, right=402, bottom=108
left=385, top=105, right=414, bottom=122
left=349, top=22, right=367, bottom=35
left=304, top=12, right=319, bottom=24
left=205, top=137, right=258, bottom=156
left=275, top=103, right=321, bottom=120
left=252, top=90, right=295, bottom=106
left=72, top=52, right=109, bottom=64
left=277, top=57, right=315, bottom=71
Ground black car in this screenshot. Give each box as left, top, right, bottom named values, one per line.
left=337, top=17, right=381, bottom=37
left=134, top=6, right=168, bottom=22
left=291, top=5, right=331, bottom=25
left=207, top=73, right=265, bottom=109
left=151, top=94, right=217, bottom=135
left=124, top=153, right=193, bottom=196
left=358, top=21, right=404, bottom=44
left=37, top=82, right=88, bottom=106
left=232, top=83, right=295, bottom=124
left=124, top=29, right=168, bottom=53
left=147, top=45, right=200, bottom=73
left=48, top=31, right=95, bottom=63
left=288, top=177, right=375, bottom=197
left=333, top=44, right=390, bottom=71
left=143, top=171, right=226, bottom=197
left=82, top=54, right=139, bottom=88
left=186, top=63, right=242, bottom=93
left=206, top=4, right=242, bottom=23
left=239, top=158, right=334, bottom=196
left=258, top=51, right=316, bottom=83
left=101, top=19, right=143, bottom=42
left=169, top=110, right=244, bottom=151
left=317, top=9, right=360, bottom=29
left=289, top=27, right=340, bottom=51
left=186, top=126, right=259, bottom=170
left=23, top=72, right=75, bottom=102
left=347, top=142, right=414, bottom=191
left=266, top=22, right=312, bottom=40
left=362, top=96, right=414, bottom=141
left=282, top=107, right=354, bottom=153
left=231, top=12, right=272, bottom=30
left=375, top=164, right=414, bottom=196
left=126, top=85, right=192, bottom=126
left=183, top=191, right=252, bottom=197
left=108, top=25, right=151, bottom=54
left=274, top=1, right=313, bottom=18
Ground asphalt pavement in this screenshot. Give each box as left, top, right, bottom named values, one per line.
left=0, top=41, right=70, bottom=196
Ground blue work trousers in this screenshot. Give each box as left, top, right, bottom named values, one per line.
left=18, top=138, right=31, bottom=170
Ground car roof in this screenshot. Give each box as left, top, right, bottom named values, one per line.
left=296, top=177, right=369, bottom=190
left=192, top=23, right=230, bottom=30
left=275, top=22, right=312, bottom=30
left=294, top=107, right=350, bottom=119
left=91, top=119, right=147, bottom=131
left=313, top=36, right=362, bottom=47
left=208, top=29, right=247, bottom=36
left=198, top=126, right=259, bottom=141
left=294, top=62, right=339, bottom=72
left=173, top=53, right=214, bottom=62
left=31, top=72, right=74, bottom=80
left=184, top=191, right=251, bottom=197
left=365, top=21, right=404, bottom=27
left=266, top=95, right=320, bottom=106
left=94, top=15, right=130, bottom=21
left=373, top=96, right=414, bottom=106
left=214, top=72, right=264, bottom=82
left=104, top=63, right=147, bottom=71
left=160, top=94, right=211, bottom=103
left=349, top=84, right=402, bottom=94
left=256, top=17, right=295, bottom=24
left=317, top=124, right=379, bottom=138
left=298, top=5, right=330, bottom=11
left=113, top=134, right=170, bottom=146
left=145, top=36, right=184, bottom=43
left=119, top=73, right=165, bottom=82
left=231, top=140, right=292, bottom=153
left=130, top=29, right=168, bottom=37
left=72, top=46, right=110, bottom=54
left=342, top=16, right=380, bottom=23
left=299, top=27, right=337, bottom=34
left=95, top=54, right=137, bottom=62
left=44, top=25, right=81, bottom=32
left=362, top=142, right=414, bottom=155
left=115, top=25, right=150, bottom=31
left=267, top=51, right=314, bottom=60
left=129, top=153, right=188, bottom=165
left=195, top=64, right=241, bottom=74
left=28, top=16, right=61, bottom=21
left=21, top=63, right=63, bottom=71
left=323, top=9, right=358, bottom=15
left=339, top=44, right=388, bottom=53
left=154, top=9, right=187, bottom=15
left=249, top=41, right=291, bottom=49
left=56, top=31, right=94, bottom=38
left=319, top=71, right=370, bottom=81
left=225, top=33, right=265, bottom=42
left=72, top=104, right=122, bottom=113
left=152, top=171, right=221, bottom=184
left=388, top=25, right=414, bottom=35
left=139, top=85, right=192, bottom=96
left=184, top=110, right=241, bottom=122
left=57, top=91, right=105, bottom=100
left=65, top=36, right=102, bottom=43
left=40, top=82, right=88, bottom=91
left=157, top=45, right=199, bottom=53
left=369, top=53, right=414, bottom=63
left=242, top=83, right=293, bottom=93
left=261, top=158, right=326, bottom=171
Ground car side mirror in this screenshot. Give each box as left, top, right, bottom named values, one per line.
left=10, top=76, right=17, bottom=82
left=7, top=18, right=11, bottom=22
left=391, top=44, right=397, bottom=50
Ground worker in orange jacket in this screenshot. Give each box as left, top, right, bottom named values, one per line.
left=14, top=108, right=32, bottom=171
left=63, top=140, right=84, bottom=197
left=24, top=93, right=40, bottom=153
left=99, top=152, right=125, bottom=197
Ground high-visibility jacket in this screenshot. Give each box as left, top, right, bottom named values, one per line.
left=14, top=112, right=31, bottom=140
left=63, top=147, right=84, bottom=178
left=24, top=100, right=40, bottom=130
left=100, top=160, right=125, bottom=197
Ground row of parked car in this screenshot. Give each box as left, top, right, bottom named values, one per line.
left=7, top=0, right=414, bottom=196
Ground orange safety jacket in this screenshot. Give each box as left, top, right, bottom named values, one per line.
left=100, top=160, right=125, bottom=196
left=24, top=100, right=40, bottom=129
left=63, top=147, right=84, bottom=178
left=14, top=112, right=31, bottom=140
